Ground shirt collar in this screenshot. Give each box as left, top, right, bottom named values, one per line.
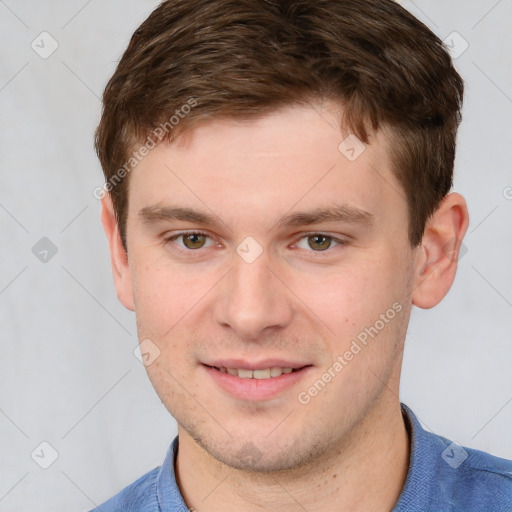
left=156, top=436, right=189, bottom=511
left=393, top=402, right=449, bottom=511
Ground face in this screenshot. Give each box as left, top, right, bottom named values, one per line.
left=115, top=102, right=419, bottom=472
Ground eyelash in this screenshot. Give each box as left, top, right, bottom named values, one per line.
left=164, top=231, right=350, bottom=256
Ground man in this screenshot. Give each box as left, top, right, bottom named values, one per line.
left=92, top=0, right=512, bottom=510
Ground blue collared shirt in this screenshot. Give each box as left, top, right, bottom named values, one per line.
left=91, top=403, right=512, bottom=511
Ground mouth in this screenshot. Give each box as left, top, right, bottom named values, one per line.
left=202, top=361, right=313, bottom=401
left=204, top=364, right=305, bottom=379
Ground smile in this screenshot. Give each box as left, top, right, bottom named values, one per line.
left=209, top=366, right=298, bottom=379
left=203, top=363, right=313, bottom=401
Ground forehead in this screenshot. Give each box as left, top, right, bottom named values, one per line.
left=127, top=102, right=406, bottom=231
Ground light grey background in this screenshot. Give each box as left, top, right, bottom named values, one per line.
left=0, top=1, right=511, bottom=510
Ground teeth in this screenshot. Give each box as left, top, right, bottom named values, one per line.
left=220, top=367, right=296, bottom=379
left=253, top=369, right=270, bottom=379
left=270, top=367, right=283, bottom=377
left=238, top=369, right=253, bottom=379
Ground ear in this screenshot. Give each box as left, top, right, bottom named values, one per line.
left=411, top=192, right=469, bottom=309
left=100, top=193, right=135, bottom=311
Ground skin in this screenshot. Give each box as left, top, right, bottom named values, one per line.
left=102, top=101, right=469, bottom=511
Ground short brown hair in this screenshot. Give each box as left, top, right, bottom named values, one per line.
left=95, top=0, right=463, bottom=250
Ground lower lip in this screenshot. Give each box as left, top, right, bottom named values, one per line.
left=203, top=365, right=313, bottom=401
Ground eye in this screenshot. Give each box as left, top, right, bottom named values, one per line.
left=295, top=233, right=347, bottom=252
left=166, top=232, right=215, bottom=251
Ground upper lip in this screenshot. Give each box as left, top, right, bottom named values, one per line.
left=203, top=359, right=312, bottom=370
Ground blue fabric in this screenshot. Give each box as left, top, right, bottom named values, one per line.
left=91, top=403, right=512, bottom=511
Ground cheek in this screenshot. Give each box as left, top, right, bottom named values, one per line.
left=131, top=256, right=184, bottom=335
left=292, top=251, right=403, bottom=335
left=131, top=251, right=221, bottom=337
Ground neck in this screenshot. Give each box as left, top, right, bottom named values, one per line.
left=175, top=396, right=410, bottom=512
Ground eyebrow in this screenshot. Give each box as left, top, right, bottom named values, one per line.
left=138, top=204, right=374, bottom=229
left=139, top=205, right=218, bottom=225
left=275, top=205, right=374, bottom=228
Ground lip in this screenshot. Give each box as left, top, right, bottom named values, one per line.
left=203, top=359, right=310, bottom=371
left=202, top=362, right=314, bottom=401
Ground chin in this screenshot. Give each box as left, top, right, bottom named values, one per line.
left=190, top=425, right=332, bottom=474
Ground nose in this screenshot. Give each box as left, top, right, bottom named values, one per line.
left=212, top=251, right=294, bottom=341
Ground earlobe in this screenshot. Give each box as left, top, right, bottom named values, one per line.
left=411, top=192, right=469, bottom=309
left=100, top=194, right=135, bottom=311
